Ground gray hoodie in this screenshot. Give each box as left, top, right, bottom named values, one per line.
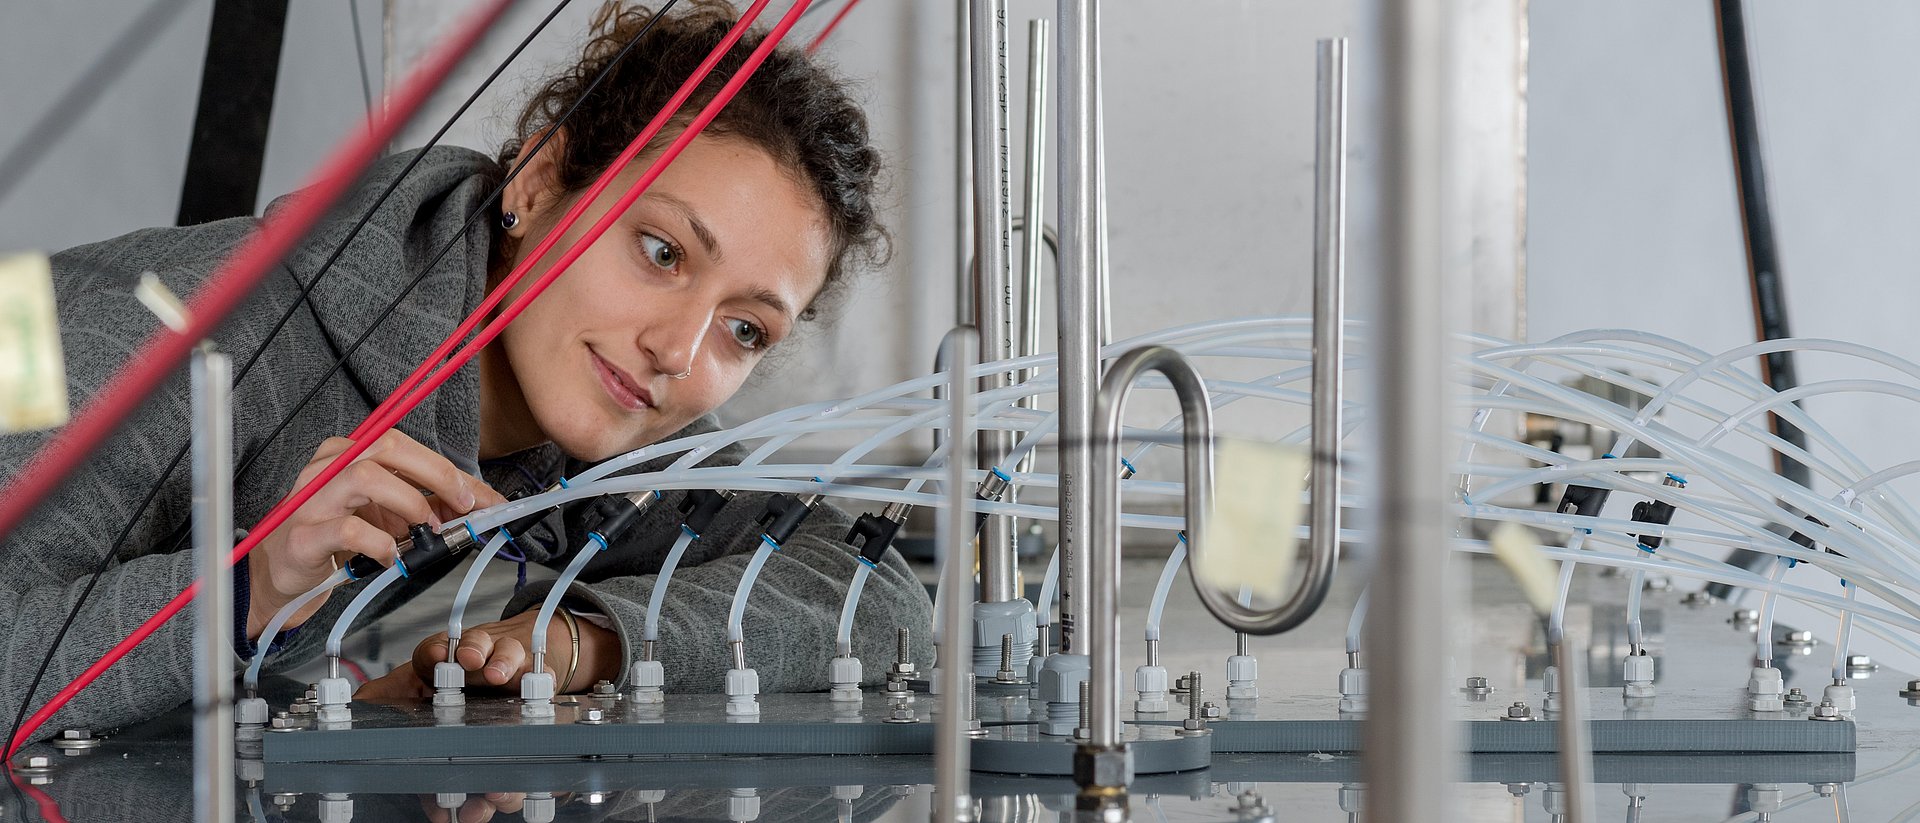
left=0, top=146, right=931, bottom=742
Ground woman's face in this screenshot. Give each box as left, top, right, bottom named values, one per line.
left=491, top=133, right=833, bottom=461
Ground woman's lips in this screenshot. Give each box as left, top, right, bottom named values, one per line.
left=589, top=349, right=653, bottom=412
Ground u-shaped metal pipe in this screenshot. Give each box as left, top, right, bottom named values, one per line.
left=1089, top=345, right=1214, bottom=751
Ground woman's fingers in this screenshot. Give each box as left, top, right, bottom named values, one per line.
left=455, top=629, right=531, bottom=686
left=355, top=429, right=507, bottom=513
left=287, top=516, right=396, bottom=570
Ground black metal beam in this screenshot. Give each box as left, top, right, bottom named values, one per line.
left=176, top=0, right=290, bottom=225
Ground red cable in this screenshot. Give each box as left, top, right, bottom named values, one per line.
left=805, top=0, right=861, bottom=54
left=6, top=0, right=816, bottom=758
left=351, top=0, right=776, bottom=441
left=10, top=775, right=69, bottom=823
left=0, top=0, right=516, bottom=543
left=2, top=0, right=516, bottom=757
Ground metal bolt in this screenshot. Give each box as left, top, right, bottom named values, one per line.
left=886, top=700, right=916, bottom=724
left=1847, top=654, right=1877, bottom=671
left=994, top=633, right=1019, bottom=683
left=1784, top=688, right=1810, bottom=706
left=1201, top=701, right=1222, bottom=720
left=15, top=755, right=52, bottom=773
left=1779, top=629, right=1817, bottom=647
left=271, top=793, right=297, bottom=809
left=1730, top=608, right=1759, bottom=625
left=1682, top=591, right=1716, bottom=608
left=1172, top=674, right=1191, bottom=695
left=897, top=627, right=911, bottom=665
left=1463, top=676, right=1491, bottom=696
left=1182, top=671, right=1208, bottom=733
left=49, top=728, right=100, bottom=755
left=1500, top=701, right=1536, bottom=721
left=1900, top=680, right=1920, bottom=700
left=592, top=680, right=619, bottom=697
left=580, top=708, right=606, bottom=725
left=1074, top=680, right=1092, bottom=741
left=1811, top=700, right=1842, bottom=721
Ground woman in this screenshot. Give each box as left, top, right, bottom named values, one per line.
left=1, top=1, right=931, bottom=740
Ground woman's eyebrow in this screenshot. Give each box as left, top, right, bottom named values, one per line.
left=746, top=286, right=793, bottom=321
left=645, top=191, right=722, bottom=263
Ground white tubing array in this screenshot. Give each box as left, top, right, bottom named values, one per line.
left=415, top=316, right=1920, bottom=683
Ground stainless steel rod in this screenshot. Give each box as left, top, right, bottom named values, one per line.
left=954, top=0, right=974, bottom=327
left=969, top=0, right=1017, bottom=604
left=191, top=345, right=234, bottom=823
left=1017, top=18, right=1051, bottom=406
left=1363, top=0, right=1456, bottom=818
left=1090, top=346, right=1213, bottom=751
left=1301, top=35, right=1348, bottom=627
left=1054, top=0, right=1101, bottom=654
left=935, top=327, right=980, bottom=823
left=1554, top=627, right=1597, bottom=822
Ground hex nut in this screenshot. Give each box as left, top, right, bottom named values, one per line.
left=1463, top=677, right=1492, bottom=696
left=579, top=708, right=607, bottom=725
left=1810, top=700, right=1843, bottom=721
left=1500, top=701, right=1536, bottom=721
left=1200, top=702, right=1222, bottom=720
left=1900, top=680, right=1920, bottom=700
left=1072, top=746, right=1132, bottom=790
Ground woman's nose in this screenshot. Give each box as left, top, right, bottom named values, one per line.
left=641, top=307, right=711, bottom=379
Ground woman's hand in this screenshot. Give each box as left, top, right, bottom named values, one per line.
left=416, top=791, right=525, bottom=823
left=404, top=609, right=622, bottom=693
left=245, top=429, right=507, bottom=640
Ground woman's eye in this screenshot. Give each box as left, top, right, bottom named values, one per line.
left=639, top=233, right=680, bottom=270
left=725, top=317, right=766, bottom=350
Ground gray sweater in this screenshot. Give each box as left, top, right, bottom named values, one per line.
left=0, top=147, right=931, bottom=742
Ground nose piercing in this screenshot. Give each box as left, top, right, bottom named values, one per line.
left=670, top=369, right=692, bottom=380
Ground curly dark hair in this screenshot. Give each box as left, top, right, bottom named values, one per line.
left=500, top=0, right=888, bottom=321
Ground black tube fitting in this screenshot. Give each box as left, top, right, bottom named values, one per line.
left=1556, top=484, right=1612, bottom=519
left=584, top=490, right=660, bottom=545
left=758, top=492, right=819, bottom=545
left=678, top=488, right=732, bottom=535
left=347, top=522, right=452, bottom=581
left=846, top=512, right=906, bottom=565
left=1630, top=499, right=1678, bottom=550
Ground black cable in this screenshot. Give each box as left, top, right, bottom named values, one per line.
left=1707, top=0, right=1807, bottom=600
left=4, top=0, right=594, bottom=754
left=0, top=0, right=196, bottom=207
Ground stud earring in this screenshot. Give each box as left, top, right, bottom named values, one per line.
left=500, top=211, right=519, bottom=230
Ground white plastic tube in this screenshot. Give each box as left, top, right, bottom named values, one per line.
left=1546, top=532, right=1589, bottom=645
left=447, top=531, right=512, bottom=643
left=836, top=561, right=874, bottom=656
left=1626, top=569, right=1647, bottom=650
left=243, top=567, right=350, bottom=691
left=643, top=527, right=699, bottom=644
left=1036, top=545, right=1060, bottom=631
left=1144, top=537, right=1187, bottom=642
left=1346, top=586, right=1369, bottom=656
left=1834, top=582, right=1859, bottom=682
left=727, top=537, right=780, bottom=644
left=1755, top=557, right=1792, bottom=665
left=530, top=534, right=607, bottom=676
left=326, top=564, right=406, bottom=659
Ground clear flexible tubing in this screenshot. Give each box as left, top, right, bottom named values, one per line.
left=325, top=564, right=407, bottom=660
left=727, top=537, right=780, bottom=644
left=446, top=530, right=513, bottom=643
left=1546, top=531, right=1590, bottom=645
left=1036, top=545, right=1060, bottom=635
left=643, top=527, right=700, bottom=644
left=1834, top=582, right=1860, bottom=682
left=1346, top=586, right=1370, bottom=656
left=835, top=560, right=874, bottom=656
left=1463, top=356, right=1920, bottom=574
left=1466, top=502, right=1920, bottom=626
left=530, top=533, right=609, bottom=676
left=1144, top=537, right=1187, bottom=642
left=1755, top=557, right=1792, bottom=665
left=242, top=567, right=351, bottom=692
left=1626, top=569, right=1648, bottom=650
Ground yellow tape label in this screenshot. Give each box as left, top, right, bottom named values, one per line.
left=1196, top=437, right=1309, bottom=602
left=0, top=253, right=68, bottom=433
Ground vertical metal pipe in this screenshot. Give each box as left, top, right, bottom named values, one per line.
left=1017, top=19, right=1050, bottom=400
left=1053, top=0, right=1100, bottom=654
left=1309, top=35, right=1349, bottom=622
left=1362, top=0, right=1455, bottom=819
left=1089, top=348, right=1213, bottom=751
left=935, top=328, right=979, bottom=823
left=969, top=0, right=1017, bottom=605
left=955, top=0, right=974, bottom=327
left=191, top=345, right=234, bottom=823
left=1553, top=626, right=1596, bottom=822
